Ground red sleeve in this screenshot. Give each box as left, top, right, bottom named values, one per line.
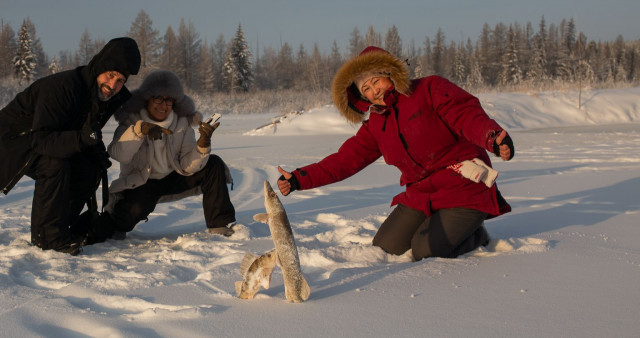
left=294, top=122, right=382, bottom=190
left=428, top=76, right=503, bottom=152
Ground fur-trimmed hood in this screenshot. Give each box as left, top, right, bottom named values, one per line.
left=114, top=70, right=200, bottom=124
left=331, top=46, right=411, bottom=123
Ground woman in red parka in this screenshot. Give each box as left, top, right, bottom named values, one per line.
left=278, top=46, right=514, bottom=261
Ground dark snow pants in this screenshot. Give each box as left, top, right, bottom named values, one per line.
left=25, top=153, right=99, bottom=249
left=107, top=155, right=236, bottom=233
left=372, top=204, right=489, bottom=261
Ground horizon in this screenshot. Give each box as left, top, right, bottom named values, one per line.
left=1, top=0, right=639, bottom=58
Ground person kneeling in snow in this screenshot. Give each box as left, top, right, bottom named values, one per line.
left=277, top=46, right=514, bottom=261
left=74, top=70, right=236, bottom=243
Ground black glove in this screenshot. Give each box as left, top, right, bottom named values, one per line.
left=278, top=172, right=300, bottom=193
left=493, top=134, right=515, bottom=160
left=80, top=114, right=99, bottom=147
left=140, top=121, right=172, bottom=140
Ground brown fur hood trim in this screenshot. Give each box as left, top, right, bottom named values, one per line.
left=331, top=46, right=411, bottom=123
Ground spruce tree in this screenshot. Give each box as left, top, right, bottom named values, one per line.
left=13, top=20, right=36, bottom=84
left=224, top=24, right=252, bottom=93
left=499, top=26, right=523, bottom=86
left=48, top=54, right=60, bottom=74
left=24, top=18, right=47, bottom=79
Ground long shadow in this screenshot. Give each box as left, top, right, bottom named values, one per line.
left=308, top=262, right=415, bottom=300
left=496, top=164, right=587, bottom=182
left=489, top=176, right=640, bottom=238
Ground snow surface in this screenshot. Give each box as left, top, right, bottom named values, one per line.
left=1, top=87, right=639, bottom=337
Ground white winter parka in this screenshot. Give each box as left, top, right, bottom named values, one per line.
left=106, top=108, right=209, bottom=207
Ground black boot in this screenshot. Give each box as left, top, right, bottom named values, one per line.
left=71, top=210, right=116, bottom=245
left=85, top=212, right=117, bottom=245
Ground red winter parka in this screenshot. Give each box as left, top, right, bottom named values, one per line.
left=292, top=47, right=511, bottom=218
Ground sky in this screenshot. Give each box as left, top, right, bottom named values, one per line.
left=1, top=87, right=639, bottom=336
left=1, top=0, right=639, bottom=58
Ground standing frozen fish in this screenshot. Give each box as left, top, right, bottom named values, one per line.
left=235, top=249, right=277, bottom=299
left=253, top=180, right=310, bottom=303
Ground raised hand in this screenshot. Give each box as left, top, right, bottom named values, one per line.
left=197, top=121, right=219, bottom=148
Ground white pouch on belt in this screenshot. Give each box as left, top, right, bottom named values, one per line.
left=447, top=158, right=498, bottom=188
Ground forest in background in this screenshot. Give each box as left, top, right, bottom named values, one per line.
left=1, top=10, right=639, bottom=115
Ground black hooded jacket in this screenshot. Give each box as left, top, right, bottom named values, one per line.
left=0, top=37, right=141, bottom=194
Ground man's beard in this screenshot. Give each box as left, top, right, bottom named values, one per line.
left=98, top=84, right=116, bottom=101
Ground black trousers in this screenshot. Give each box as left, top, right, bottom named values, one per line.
left=108, top=155, right=235, bottom=232
left=25, top=153, right=99, bottom=249
left=372, top=204, right=489, bottom=261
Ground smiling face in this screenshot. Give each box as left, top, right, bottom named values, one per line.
left=146, top=96, right=176, bottom=121
left=358, top=76, right=393, bottom=106
left=96, top=71, right=126, bottom=101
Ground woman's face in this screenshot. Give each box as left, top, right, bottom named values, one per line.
left=146, top=96, right=175, bottom=121
left=359, top=76, right=393, bottom=106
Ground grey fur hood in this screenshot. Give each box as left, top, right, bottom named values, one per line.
left=114, top=70, right=199, bottom=124
left=331, top=46, right=411, bottom=124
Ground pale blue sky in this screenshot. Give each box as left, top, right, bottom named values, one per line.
left=1, top=0, right=638, bottom=57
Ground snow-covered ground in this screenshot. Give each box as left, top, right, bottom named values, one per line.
left=1, top=87, right=639, bottom=337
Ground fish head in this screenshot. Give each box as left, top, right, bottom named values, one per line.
left=263, top=180, right=283, bottom=213
left=258, top=249, right=277, bottom=266
left=256, top=249, right=277, bottom=289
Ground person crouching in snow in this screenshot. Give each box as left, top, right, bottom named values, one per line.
left=73, top=70, right=236, bottom=243
left=277, top=46, right=514, bottom=261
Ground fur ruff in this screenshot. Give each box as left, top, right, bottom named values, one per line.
left=115, top=70, right=199, bottom=125
left=331, top=48, right=411, bottom=124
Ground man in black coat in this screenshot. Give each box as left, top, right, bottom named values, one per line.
left=0, top=37, right=141, bottom=255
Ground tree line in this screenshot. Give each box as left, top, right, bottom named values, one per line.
left=2, top=11, right=639, bottom=95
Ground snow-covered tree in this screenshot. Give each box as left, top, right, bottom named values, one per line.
left=23, top=18, right=47, bottom=79
left=48, top=54, right=60, bottom=74
left=223, top=24, right=252, bottom=92
left=451, top=42, right=467, bottom=85
left=405, top=39, right=420, bottom=78
left=13, top=20, right=37, bottom=84
left=127, top=10, right=160, bottom=71
left=498, top=25, right=523, bottom=86
left=466, top=57, right=485, bottom=89
left=527, top=34, right=548, bottom=86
